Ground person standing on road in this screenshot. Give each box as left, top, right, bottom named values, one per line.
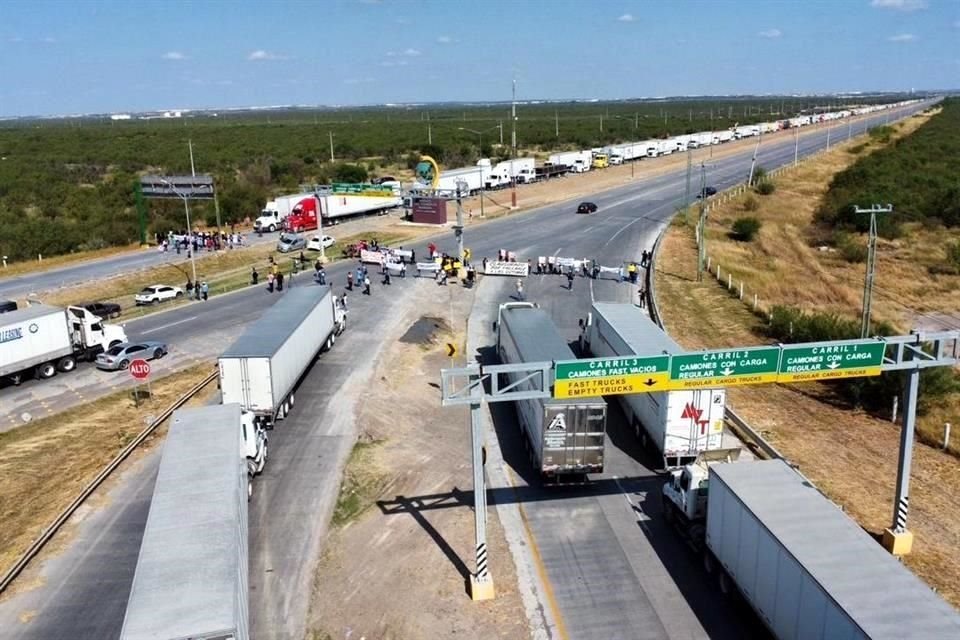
left=200, top=281, right=209, bottom=301
left=638, top=287, right=647, bottom=309
left=566, top=268, right=575, bottom=291
left=346, top=271, right=354, bottom=290
left=515, top=278, right=524, bottom=301
left=251, top=267, right=259, bottom=285
left=276, top=271, right=285, bottom=292
left=267, top=272, right=275, bottom=293
left=317, top=265, right=327, bottom=285
left=400, top=262, right=407, bottom=278
left=363, top=275, right=371, bottom=295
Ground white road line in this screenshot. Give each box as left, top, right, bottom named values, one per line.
left=139, top=315, right=198, bottom=335
left=553, top=247, right=562, bottom=256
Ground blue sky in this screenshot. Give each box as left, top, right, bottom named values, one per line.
left=0, top=0, right=957, bottom=117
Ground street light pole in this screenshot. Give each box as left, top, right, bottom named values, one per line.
left=160, top=179, right=198, bottom=286
left=460, top=125, right=501, bottom=219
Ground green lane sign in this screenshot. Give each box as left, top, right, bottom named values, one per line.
left=777, top=340, right=885, bottom=383
left=667, top=346, right=782, bottom=390
left=554, top=355, right=670, bottom=399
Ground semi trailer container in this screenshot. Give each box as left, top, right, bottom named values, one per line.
left=0, top=304, right=127, bottom=385
left=582, top=303, right=724, bottom=468
left=283, top=192, right=401, bottom=231
left=120, top=404, right=257, bottom=640
left=663, top=458, right=960, bottom=640
left=496, top=302, right=606, bottom=480
left=219, top=286, right=346, bottom=428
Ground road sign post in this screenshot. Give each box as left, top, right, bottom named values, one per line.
left=130, top=359, right=151, bottom=407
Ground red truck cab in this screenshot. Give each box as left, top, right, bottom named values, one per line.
left=283, top=197, right=319, bottom=232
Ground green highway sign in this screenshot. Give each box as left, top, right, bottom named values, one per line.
left=667, top=346, right=782, bottom=390
left=778, top=340, right=886, bottom=382
left=554, top=355, right=670, bottom=398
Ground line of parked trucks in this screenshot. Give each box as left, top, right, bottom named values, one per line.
left=119, top=284, right=346, bottom=640
left=496, top=300, right=959, bottom=639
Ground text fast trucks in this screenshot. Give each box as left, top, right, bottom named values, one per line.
left=119, top=404, right=262, bottom=640
left=663, top=458, right=960, bottom=640
left=219, top=286, right=346, bottom=429
left=581, top=303, right=725, bottom=469
left=497, top=302, right=606, bottom=480
left=0, top=304, right=127, bottom=386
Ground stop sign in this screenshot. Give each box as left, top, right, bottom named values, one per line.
left=130, top=359, right=151, bottom=380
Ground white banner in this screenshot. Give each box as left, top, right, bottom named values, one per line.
left=484, top=261, right=530, bottom=277
left=416, top=262, right=441, bottom=273
left=599, top=265, right=622, bottom=274
left=392, top=249, right=414, bottom=260
left=385, top=261, right=406, bottom=274
left=360, top=249, right=387, bottom=265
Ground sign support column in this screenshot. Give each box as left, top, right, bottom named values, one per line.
left=884, top=367, right=918, bottom=555
left=469, top=399, right=493, bottom=599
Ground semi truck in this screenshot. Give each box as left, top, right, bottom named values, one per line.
left=548, top=150, right=592, bottom=173
left=534, top=162, right=569, bottom=181
left=663, top=458, right=960, bottom=640
left=0, top=304, right=127, bottom=386
left=496, top=302, right=606, bottom=480
left=581, top=303, right=725, bottom=469
left=485, top=158, right=536, bottom=189
left=591, top=152, right=609, bottom=169
left=283, top=192, right=401, bottom=231
left=119, top=404, right=261, bottom=640
left=219, top=285, right=346, bottom=428
left=254, top=193, right=313, bottom=232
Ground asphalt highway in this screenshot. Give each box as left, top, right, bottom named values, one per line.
left=0, top=101, right=932, bottom=640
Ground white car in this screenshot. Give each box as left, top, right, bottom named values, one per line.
left=135, top=284, right=184, bottom=305
left=307, top=235, right=336, bottom=251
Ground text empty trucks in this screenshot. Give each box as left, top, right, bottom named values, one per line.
left=219, top=285, right=346, bottom=429
left=119, top=404, right=262, bottom=640
left=662, top=457, right=960, bottom=640
left=0, top=304, right=127, bottom=386
left=582, top=303, right=725, bottom=468
left=496, top=302, right=606, bottom=481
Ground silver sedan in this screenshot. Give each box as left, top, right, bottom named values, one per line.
left=95, top=341, right=169, bottom=371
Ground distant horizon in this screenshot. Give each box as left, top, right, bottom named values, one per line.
left=1, top=88, right=949, bottom=122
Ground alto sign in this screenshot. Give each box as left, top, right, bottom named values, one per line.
left=129, top=359, right=152, bottom=380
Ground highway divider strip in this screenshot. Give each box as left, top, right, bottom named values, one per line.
left=0, top=368, right=220, bottom=595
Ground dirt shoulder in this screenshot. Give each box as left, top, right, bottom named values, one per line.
left=653, top=136, right=960, bottom=606
left=307, top=284, right=529, bottom=640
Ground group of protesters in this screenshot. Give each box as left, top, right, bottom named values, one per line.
left=159, top=228, right=245, bottom=255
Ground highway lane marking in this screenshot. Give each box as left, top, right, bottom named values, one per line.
left=139, top=316, right=198, bottom=335
left=504, top=467, right=570, bottom=640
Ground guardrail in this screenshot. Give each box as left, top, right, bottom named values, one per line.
left=0, top=368, right=220, bottom=595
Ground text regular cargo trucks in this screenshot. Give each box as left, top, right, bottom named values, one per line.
left=497, top=302, right=606, bottom=480
left=663, top=458, right=960, bottom=640
left=254, top=193, right=313, bottom=232
left=283, top=193, right=401, bottom=231
left=119, top=404, right=262, bottom=640
left=219, top=285, right=346, bottom=428
left=582, top=303, right=724, bottom=468
left=0, top=304, right=127, bottom=386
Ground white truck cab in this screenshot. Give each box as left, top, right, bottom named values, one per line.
left=240, top=408, right=268, bottom=485
left=663, top=448, right=741, bottom=525
left=254, top=209, right=282, bottom=232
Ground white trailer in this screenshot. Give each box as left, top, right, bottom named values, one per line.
left=715, top=130, right=734, bottom=144
left=547, top=150, right=583, bottom=167
left=219, top=286, right=346, bottom=428
left=664, top=459, right=960, bottom=640
left=254, top=193, right=313, bottom=232
left=120, top=404, right=260, bottom=640
left=0, top=304, right=127, bottom=385
left=583, top=303, right=725, bottom=469
left=605, top=145, right=625, bottom=165
left=618, top=142, right=644, bottom=162
left=318, top=193, right=401, bottom=221
left=420, top=162, right=490, bottom=197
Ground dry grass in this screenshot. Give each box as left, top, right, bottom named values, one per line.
left=0, top=364, right=215, bottom=578
left=654, top=129, right=960, bottom=608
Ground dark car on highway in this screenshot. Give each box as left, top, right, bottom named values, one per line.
left=697, top=186, right=718, bottom=198
left=82, top=301, right=122, bottom=319
left=577, top=202, right=599, bottom=214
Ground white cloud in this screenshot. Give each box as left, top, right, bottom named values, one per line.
left=247, top=49, right=287, bottom=61
left=41, top=36, right=56, bottom=43
left=8, top=36, right=24, bottom=43
left=758, top=28, right=782, bottom=38
left=888, top=33, right=916, bottom=42
left=162, top=51, right=187, bottom=60
left=437, top=35, right=453, bottom=44
left=380, top=59, right=409, bottom=67
left=617, top=13, right=635, bottom=22
left=870, top=0, right=927, bottom=11
left=402, top=47, right=421, bottom=56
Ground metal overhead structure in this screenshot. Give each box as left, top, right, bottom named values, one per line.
left=441, top=329, right=958, bottom=595
left=855, top=204, right=894, bottom=339
left=439, top=360, right=552, bottom=601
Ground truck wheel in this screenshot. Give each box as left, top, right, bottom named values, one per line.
left=57, top=356, right=77, bottom=372
left=288, top=393, right=294, bottom=408
left=247, top=475, right=254, bottom=500
left=37, top=362, right=57, bottom=379
left=703, top=549, right=715, bottom=575
left=718, top=570, right=733, bottom=596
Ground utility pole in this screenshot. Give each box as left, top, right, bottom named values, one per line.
left=697, top=163, right=707, bottom=282
left=856, top=204, right=893, bottom=338
left=848, top=118, right=852, bottom=141
left=428, top=113, right=432, bottom=144
left=826, top=125, right=831, bottom=151
left=747, top=136, right=761, bottom=186
left=511, top=78, right=517, bottom=208
left=554, top=110, right=559, bottom=138
left=599, top=114, right=603, bottom=132
left=499, top=120, right=504, bottom=145
left=329, top=131, right=335, bottom=162
left=454, top=182, right=466, bottom=263
left=188, top=139, right=196, bottom=177
left=682, top=149, right=692, bottom=215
